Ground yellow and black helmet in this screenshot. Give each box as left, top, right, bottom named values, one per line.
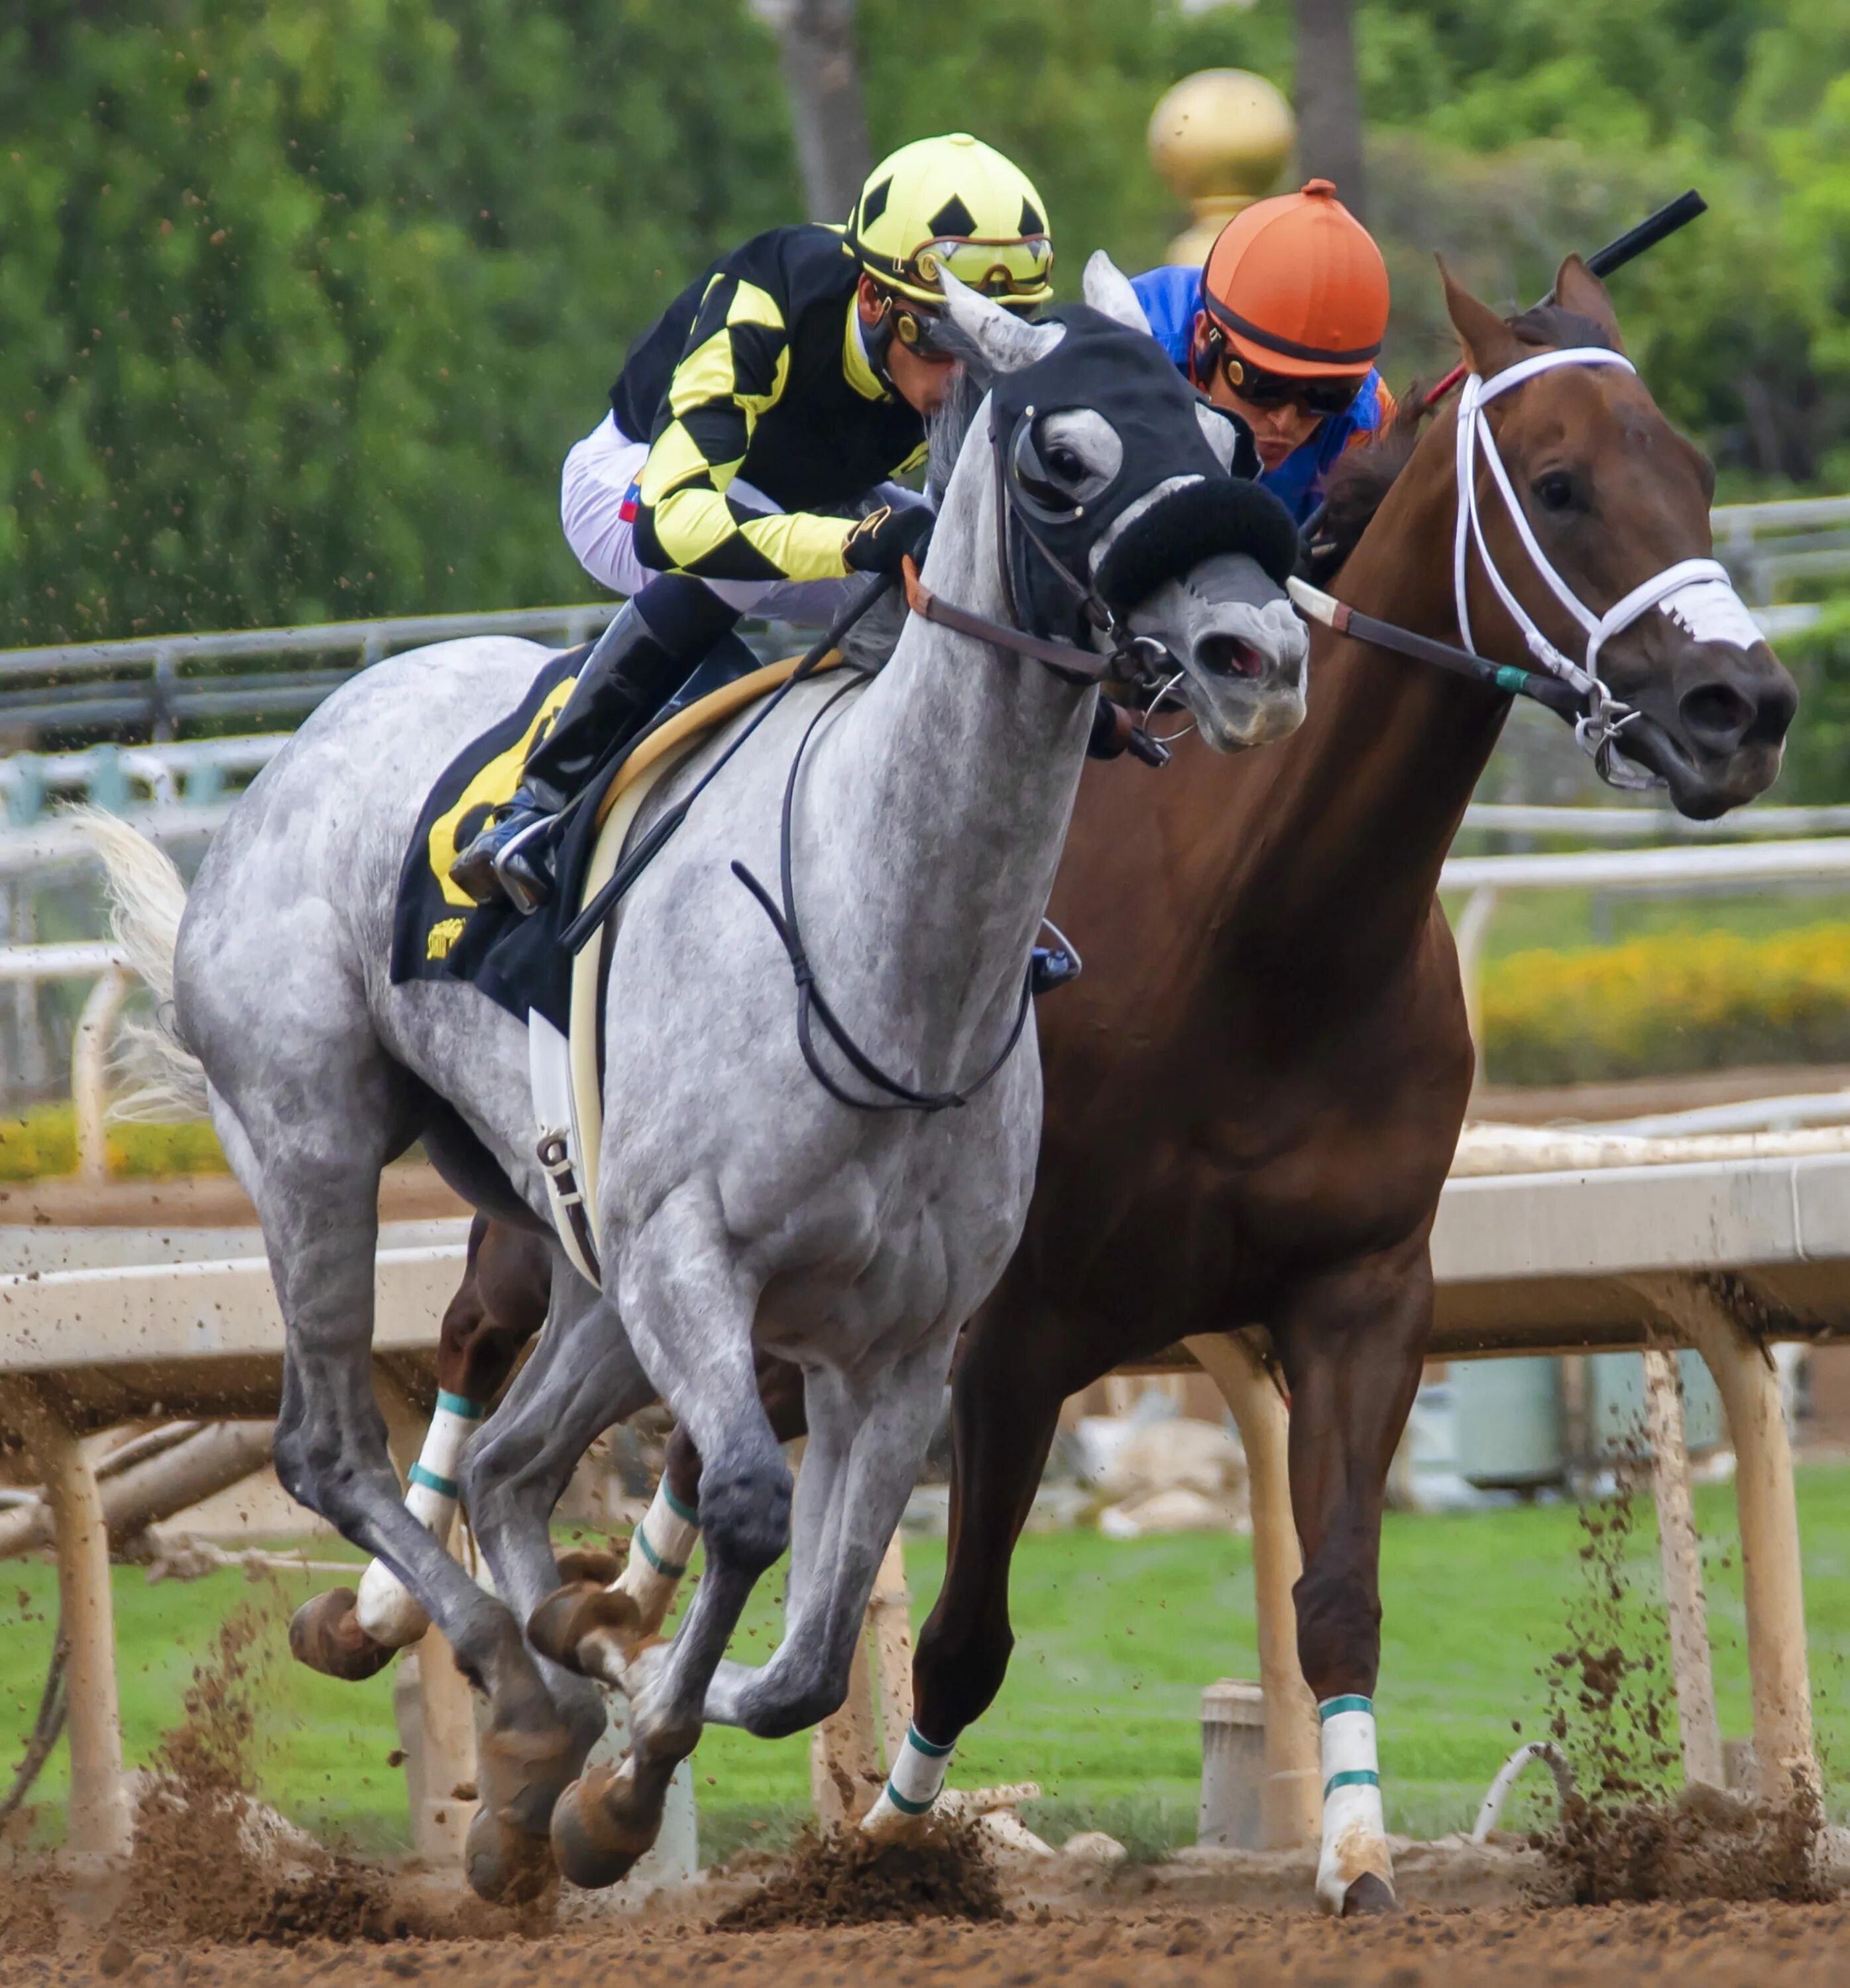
left=848, top=133, right=1054, bottom=312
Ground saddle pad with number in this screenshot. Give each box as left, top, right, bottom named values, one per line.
left=389, top=637, right=846, bottom=1038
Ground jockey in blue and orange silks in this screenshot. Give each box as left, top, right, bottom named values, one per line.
left=1132, top=178, right=1395, bottom=527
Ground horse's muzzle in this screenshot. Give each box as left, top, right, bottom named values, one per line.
left=1623, top=639, right=1799, bottom=819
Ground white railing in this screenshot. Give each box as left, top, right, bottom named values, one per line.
left=0, top=602, right=618, bottom=682
left=1439, top=836, right=1850, bottom=1042
left=1712, top=494, right=1850, bottom=607
left=1461, top=801, right=1850, bottom=840
left=0, top=802, right=232, bottom=880
left=0, top=943, right=129, bottom=1183
left=0, top=737, right=284, bottom=819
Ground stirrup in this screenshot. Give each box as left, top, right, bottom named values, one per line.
left=448, top=806, right=552, bottom=910
left=1029, top=944, right=1080, bottom=997
left=491, top=813, right=557, bottom=914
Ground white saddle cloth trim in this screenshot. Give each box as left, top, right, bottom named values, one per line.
left=561, top=736, right=707, bottom=1268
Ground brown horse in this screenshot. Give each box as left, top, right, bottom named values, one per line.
left=902, top=258, right=1794, bottom=1912
left=311, top=258, right=1792, bottom=1907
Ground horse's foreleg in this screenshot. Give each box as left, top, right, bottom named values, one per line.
left=609, top=1349, right=808, bottom=1637
left=702, top=1341, right=944, bottom=1745
left=549, top=1181, right=788, bottom=1890
left=895, top=1298, right=1099, bottom=1828
left=354, top=1215, right=551, bottom=1649
left=1271, top=1239, right=1432, bottom=1918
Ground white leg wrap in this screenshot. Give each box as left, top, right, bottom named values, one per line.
left=1315, top=1695, right=1394, bottom=1913
left=612, top=1478, right=702, bottom=1633
left=355, top=1397, right=483, bottom=1647
left=862, top=1725, right=956, bottom=1832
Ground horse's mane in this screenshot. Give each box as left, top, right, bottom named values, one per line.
left=1312, top=305, right=1618, bottom=580
left=839, top=363, right=984, bottom=671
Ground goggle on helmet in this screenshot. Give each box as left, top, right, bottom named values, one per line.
left=848, top=133, right=1055, bottom=359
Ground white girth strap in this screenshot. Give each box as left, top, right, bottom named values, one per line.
left=1452, top=344, right=1753, bottom=792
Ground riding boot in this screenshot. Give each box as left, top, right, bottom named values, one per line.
left=449, top=577, right=741, bottom=911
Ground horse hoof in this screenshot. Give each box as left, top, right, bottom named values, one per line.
left=526, top=1581, right=643, bottom=1674
left=1341, top=1872, right=1398, bottom=1917
left=555, top=1547, right=624, bottom=1587
left=465, top=1802, right=556, bottom=1906
left=549, top=1765, right=658, bottom=1891
left=288, top=1587, right=396, bottom=1681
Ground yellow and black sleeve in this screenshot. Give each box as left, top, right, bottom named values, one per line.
left=630, top=274, right=856, bottom=584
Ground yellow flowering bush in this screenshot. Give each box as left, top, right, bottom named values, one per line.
left=1482, top=921, right=1850, bottom=1085
left=0, top=1104, right=229, bottom=1182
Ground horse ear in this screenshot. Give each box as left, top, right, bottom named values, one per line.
left=937, top=266, right=1065, bottom=378
left=1551, top=253, right=1626, bottom=351
left=1081, top=251, right=1153, bottom=336
left=1437, top=255, right=1524, bottom=380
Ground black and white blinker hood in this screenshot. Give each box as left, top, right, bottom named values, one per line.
left=988, top=303, right=1299, bottom=645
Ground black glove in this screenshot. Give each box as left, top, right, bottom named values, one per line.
left=842, top=501, right=935, bottom=577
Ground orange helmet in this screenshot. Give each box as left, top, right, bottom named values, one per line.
left=1200, top=179, right=1389, bottom=381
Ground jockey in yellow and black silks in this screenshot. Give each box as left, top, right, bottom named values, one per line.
left=452, top=133, right=1055, bottom=912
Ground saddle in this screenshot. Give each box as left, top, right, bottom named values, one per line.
left=390, top=639, right=848, bottom=1281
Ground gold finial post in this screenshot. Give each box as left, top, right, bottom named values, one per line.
left=1148, top=69, right=1297, bottom=266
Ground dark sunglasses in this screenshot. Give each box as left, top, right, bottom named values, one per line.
left=1219, top=348, right=1361, bottom=419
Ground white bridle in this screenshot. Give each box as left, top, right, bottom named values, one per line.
left=1454, top=345, right=1762, bottom=792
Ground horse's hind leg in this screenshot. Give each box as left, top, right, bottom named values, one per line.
left=213, top=1038, right=583, bottom=1905
left=348, top=1215, right=552, bottom=1653
left=595, top=1349, right=808, bottom=1639
left=1270, top=1238, right=1431, bottom=1918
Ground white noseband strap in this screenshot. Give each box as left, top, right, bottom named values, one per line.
left=1454, top=344, right=1755, bottom=792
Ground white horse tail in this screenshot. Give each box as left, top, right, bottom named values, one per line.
left=73, top=806, right=211, bottom=1121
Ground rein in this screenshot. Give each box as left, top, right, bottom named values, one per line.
left=731, top=404, right=1171, bottom=1115
left=1285, top=577, right=1582, bottom=722
left=901, top=559, right=1171, bottom=689
left=897, top=412, right=1180, bottom=694
left=732, top=674, right=1033, bottom=1114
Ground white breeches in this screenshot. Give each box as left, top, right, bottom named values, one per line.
left=560, top=412, right=893, bottom=627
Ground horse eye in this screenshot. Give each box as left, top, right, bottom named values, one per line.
left=1534, top=472, right=1577, bottom=514
left=1046, top=445, right=1086, bottom=482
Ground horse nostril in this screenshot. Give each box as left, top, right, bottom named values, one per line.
left=1678, top=680, right=1756, bottom=751
left=1196, top=632, right=1262, bottom=679
left=1747, top=672, right=1800, bottom=746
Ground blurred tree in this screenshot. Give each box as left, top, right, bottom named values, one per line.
left=0, top=0, right=797, bottom=645
left=1295, top=0, right=1366, bottom=216
left=1, top=0, right=1847, bottom=657
left=750, top=0, right=871, bottom=222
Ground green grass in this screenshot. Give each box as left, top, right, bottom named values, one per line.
left=8, top=1469, right=1850, bottom=1859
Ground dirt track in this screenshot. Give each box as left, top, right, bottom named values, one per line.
left=7, top=1900, right=1850, bottom=1987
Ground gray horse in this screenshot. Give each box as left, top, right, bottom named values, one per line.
left=87, top=257, right=1308, bottom=1899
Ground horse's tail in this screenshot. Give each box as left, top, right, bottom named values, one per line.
left=72, top=806, right=211, bottom=1121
